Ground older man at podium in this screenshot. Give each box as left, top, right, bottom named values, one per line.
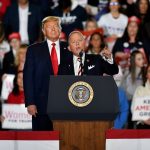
left=58, top=31, right=118, bottom=76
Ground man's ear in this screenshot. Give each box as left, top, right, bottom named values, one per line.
left=68, top=46, right=71, bottom=51
left=42, top=28, right=45, bottom=36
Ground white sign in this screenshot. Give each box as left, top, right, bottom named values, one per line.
left=2, top=104, right=32, bottom=129
left=1, top=74, right=15, bottom=100
left=132, top=96, right=150, bottom=121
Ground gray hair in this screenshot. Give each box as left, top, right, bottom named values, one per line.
left=68, top=31, right=85, bottom=43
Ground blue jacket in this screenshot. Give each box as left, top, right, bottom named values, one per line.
left=114, top=88, right=129, bottom=129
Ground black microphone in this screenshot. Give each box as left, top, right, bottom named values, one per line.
left=79, top=50, right=83, bottom=58
left=100, top=43, right=106, bottom=49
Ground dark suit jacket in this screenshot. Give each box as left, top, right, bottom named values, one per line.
left=23, top=41, right=69, bottom=114
left=3, top=3, right=42, bottom=44
left=58, top=53, right=119, bottom=76
left=2, top=49, right=17, bottom=74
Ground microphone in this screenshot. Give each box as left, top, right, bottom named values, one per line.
left=100, top=43, right=106, bottom=49
left=79, top=50, right=83, bottom=58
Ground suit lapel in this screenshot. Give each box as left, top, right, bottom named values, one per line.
left=15, top=4, right=19, bottom=30
left=84, top=54, right=89, bottom=74
left=67, top=54, right=74, bottom=75
left=42, top=41, right=54, bottom=75
left=28, top=4, right=32, bottom=37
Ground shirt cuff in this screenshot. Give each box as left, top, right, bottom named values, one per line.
left=102, top=55, right=114, bottom=64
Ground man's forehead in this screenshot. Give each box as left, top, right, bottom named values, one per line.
left=70, top=33, right=83, bottom=40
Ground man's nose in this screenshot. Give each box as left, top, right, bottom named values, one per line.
left=75, top=41, right=79, bottom=46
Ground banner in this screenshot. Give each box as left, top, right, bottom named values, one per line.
left=1, top=74, right=15, bottom=100
left=0, top=131, right=59, bottom=150
left=2, top=104, right=32, bottom=129
left=106, top=130, right=150, bottom=150
left=132, top=96, right=150, bottom=121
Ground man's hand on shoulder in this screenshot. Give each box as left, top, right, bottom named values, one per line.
left=27, top=105, right=38, bottom=117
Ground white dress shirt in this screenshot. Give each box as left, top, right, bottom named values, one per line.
left=47, top=39, right=60, bottom=65
left=73, top=53, right=85, bottom=76
left=73, top=52, right=114, bottom=75
left=19, top=6, right=29, bottom=44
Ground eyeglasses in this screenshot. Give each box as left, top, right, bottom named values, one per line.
left=70, top=39, right=84, bottom=45
left=109, top=2, right=119, bottom=6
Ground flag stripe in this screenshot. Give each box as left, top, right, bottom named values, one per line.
left=0, top=131, right=59, bottom=140
left=106, top=129, right=150, bottom=139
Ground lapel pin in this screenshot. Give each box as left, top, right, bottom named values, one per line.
left=28, top=12, right=32, bottom=15
left=86, top=59, right=90, bottom=62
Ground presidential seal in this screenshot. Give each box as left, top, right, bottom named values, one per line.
left=68, top=81, right=94, bottom=107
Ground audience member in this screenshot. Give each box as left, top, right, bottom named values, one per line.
left=97, top=0, right=128, bottom=50
left=15, top=44, right=27, bottom=71
left=121, top=50, right=145, bottom=128
left=84, top=18, right=98, bottom=32
left=134, top=0, right=150, bottom=25
left=113, top=87, right=129, bottom=129
left=87, top=32, right=105, bottom=54
left=82, top=18, right=103, bottom=47
left=0, top=21, right=10, bottom=73
left=113, top=16, right=149, bottom=70
left=131, top=64, right=150, bottom=129
left=7, top=71, right=24, bottom=104
left=3, top=0, right=42, bottom=44
left=2, top=32, right=21, bottom=75
left=51, top=0, right=88, bottom=37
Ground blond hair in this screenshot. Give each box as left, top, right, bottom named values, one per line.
left=15, top=44, right=28, bottom=66
left=42, top=16, right=61, bottom=30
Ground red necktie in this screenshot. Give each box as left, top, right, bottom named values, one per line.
left=51, top=43, right=58, bottom=75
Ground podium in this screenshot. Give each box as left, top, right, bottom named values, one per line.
left=47, top=76, right=119, bottom=150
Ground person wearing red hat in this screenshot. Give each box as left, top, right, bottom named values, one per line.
left=112, top=15, right=150, bottom=129
left=128, top=16, right=141, bottom=25
left=112, top=15, right=149, bottom=71
left=2, top=32, right=21, bottom=75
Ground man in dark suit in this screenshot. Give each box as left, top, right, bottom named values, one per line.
left=59, top=31, right=118, bottom=76
left=3, top=0, right=42, bottom=44
left=23, top=16, right=69, bottom=131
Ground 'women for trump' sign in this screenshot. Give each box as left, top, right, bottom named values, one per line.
left=2, top=104, right=32, bottom=129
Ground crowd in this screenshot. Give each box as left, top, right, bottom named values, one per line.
left=0, top=0, right=150, bottom=130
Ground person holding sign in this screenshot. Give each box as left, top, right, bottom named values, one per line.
left=131, top=64, right=150, bottom=129
left=7, top=71, right=24, bottom=104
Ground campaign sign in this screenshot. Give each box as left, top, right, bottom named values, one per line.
left=1, top=74, right=15, bottom=100
left=2, top=104, right=32, bottom=129
left=132, top=96, right=150, bottom=121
